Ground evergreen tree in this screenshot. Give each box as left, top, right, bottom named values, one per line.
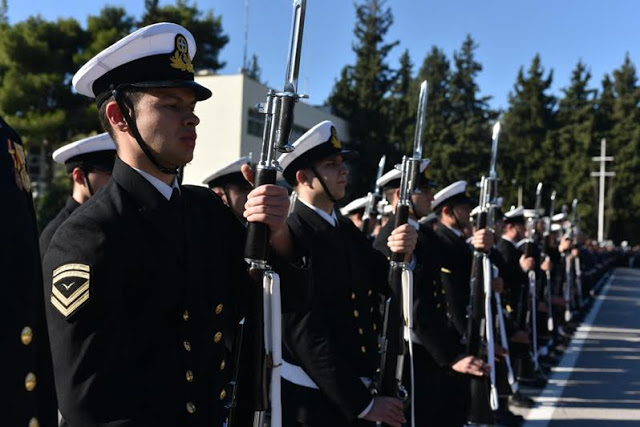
left=553, top=60, right=598, bottom=231
left=501, top=54, right=557, bottom=207
left=0, top=16, right=89, bottom=160
left=410, top=46, right=453, bottom=187
left=0, top=0, right=7, bottom=25
left=447, top=35, right=497, bottom=190
left=245, top=53, right=262, bottom=83
left=327, top=0, right=399, bottom=198
left=607, top=55, right=640, bottom=242
left=387, top=49, right=413, bottom=155
left=140, top=0, right=229, bottom=71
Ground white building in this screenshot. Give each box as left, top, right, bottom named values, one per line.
left=183, top=73, right=350, bottom=186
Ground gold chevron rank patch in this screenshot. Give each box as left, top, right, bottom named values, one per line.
left=51, top=264, right=91, bottom=318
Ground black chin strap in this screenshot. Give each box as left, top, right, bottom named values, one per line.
left=309, top=166, right=337, bottom=204
left=112, top=87, right=179, bottom=175
left=450, top=206, right=466, bottom=234
left=81, top=168, right=94, bottom=197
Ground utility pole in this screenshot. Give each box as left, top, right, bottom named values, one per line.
left=590, top=138, right=615, bottom=242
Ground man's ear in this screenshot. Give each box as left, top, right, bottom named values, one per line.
left=211, top=187, right=226, bottom=203
left=105, top=101, right=128, bottom=132
left=71, top=167, right=87, bottom=186
left=295, top=169, right=311, bottom=187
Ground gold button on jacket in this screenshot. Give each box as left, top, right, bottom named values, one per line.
left=213, top=332, right=223, bottom=343
left=21, top=326, right=33, bottom=345
left=25, top=372, right=37, bottom=391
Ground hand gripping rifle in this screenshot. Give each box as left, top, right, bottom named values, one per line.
left=523, top=183, right=543, bottom=373
left=466, top=122, right=501, bottom=425
left=361, top=155, right=387, bottom=235
left=375, top=80, right=427, bottom=427
left=544, top=190, right=556, bottom=332
left=240, top=2, right=306, bottom=426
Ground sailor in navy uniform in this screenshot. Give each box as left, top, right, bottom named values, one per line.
left=430, top=181, right=495, bottom=424
left=376, top=168, right=492, bottom=426
left=43, top=23, right=307, bottom=427
left=39, top=133, right=116, bottom=256
left=1, top=115, right=58, bottom=427
left=277, top=121, right=417, bottom=427
left=202, top=156, right=253, bottom=221
left=339, top=196, right=368, bottom=231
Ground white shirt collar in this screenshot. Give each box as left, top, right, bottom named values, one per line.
left=444, top=223, right=463, bottom=238
left=298, top=198, right=338, bottom=227
left=132, top=167, right=180, bottom=201
left=408, top=218, right=420, bottom=230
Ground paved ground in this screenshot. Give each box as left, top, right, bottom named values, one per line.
left=514, top=267, right=640, bottom=426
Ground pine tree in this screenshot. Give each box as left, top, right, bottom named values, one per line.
left=245, top=54, right=262, bottom=83
left=387, top=50, right=414, bottom=156
left=607, top=54, right=640, bottom=242
left=501, top=54, right=557, bottom=207
left=327, top=0, right=399, bottom=198
left=410, top=46, right=453, bottom=188
left=553, top=60, right=598, bottom=232
left=447, top=35, right=497, bottom=191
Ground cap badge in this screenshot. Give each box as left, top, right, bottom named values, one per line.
left=329, top=126, right=341, bottom=149
left=169, top=34, right=194, bottom=73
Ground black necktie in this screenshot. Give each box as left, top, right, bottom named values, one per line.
left=170, top=187, right=181, bottom=206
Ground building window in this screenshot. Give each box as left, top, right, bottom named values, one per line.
left=247, top=108, right=264, bottom=137
left=247, top=108, right=308, bottom=141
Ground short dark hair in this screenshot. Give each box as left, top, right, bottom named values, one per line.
left=97, top=89, right=146, bottom=143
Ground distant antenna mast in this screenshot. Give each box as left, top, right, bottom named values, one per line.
left=242, top=0, right=250, bottom=73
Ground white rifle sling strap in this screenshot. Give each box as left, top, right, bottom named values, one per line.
left=575, top=256, right=583, bottom=308
left=564, top=255, right=572, bottom=322
left=483, top=256, right=499, bottom=410
left=263, top=271, right=283, bottom=427
left=493, top=266, right=516, bottom=391
left=401, top=268, right=416, bottom=427
left=528, top=269, right=539, bottom=372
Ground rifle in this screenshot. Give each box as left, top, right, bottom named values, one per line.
left=563, top=199, right=578, bottom=322
left=544, top=190, right=556, bottom=332
left=523, top=182, right=543, bottom=373
left=466, top=121, right=501, bottom=425
left=376, top=80, right=428, bottom=427
left=240, top=2, right=306, bottom=426
left=493, top=265, right=517, bottom=393
left=361, top=155, right=387, bottom=235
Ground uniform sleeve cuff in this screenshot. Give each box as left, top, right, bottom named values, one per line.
left=357, top=398, right=374, bottom=419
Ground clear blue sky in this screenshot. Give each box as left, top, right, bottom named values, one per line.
left=7, top=0, right=639, bottom=110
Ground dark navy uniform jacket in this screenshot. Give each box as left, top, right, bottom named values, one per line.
left=1, top=115, right=58, bottom=427
left=282, top=200, right=389, bottom=424
left=374, top=216, right=461, bottom=367
left=43, top=157, right=307, bottom=427
left=39, top=196, right=80, bottom=258
left=435, top=222, right=473, bottom=339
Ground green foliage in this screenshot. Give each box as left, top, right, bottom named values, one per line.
left=500, top=54, right=557, bottom=207
left=446, top=35, right=497, bottom=190
left=327, top=0, right=399, bottom=198
left=0, top=1, right=229, bottom=227
left=245, top=54, right=262, bottom=83
left=35, top=164, right=72, bottom=231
